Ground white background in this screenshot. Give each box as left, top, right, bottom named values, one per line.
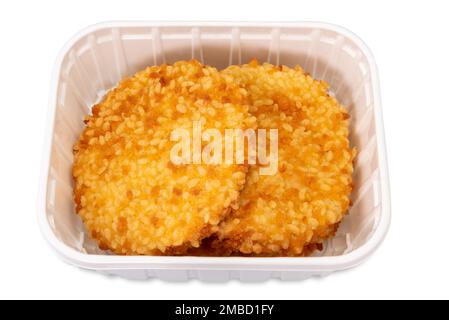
left=0, top=0, right=448, bottom=300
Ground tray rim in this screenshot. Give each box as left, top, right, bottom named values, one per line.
left=38, top=21, right=391, bottom=273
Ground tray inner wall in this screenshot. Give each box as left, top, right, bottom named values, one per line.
left=46, top=25, right=381, bottom=257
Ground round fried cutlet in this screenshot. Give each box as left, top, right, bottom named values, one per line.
left=214, top=61, right=356, bottom=256
left=73, top=60, right=254, bottom=255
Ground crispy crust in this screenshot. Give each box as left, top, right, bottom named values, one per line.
left=72, top=60, right=254, bottom=255
left=214, top=61, right=356, bottom=256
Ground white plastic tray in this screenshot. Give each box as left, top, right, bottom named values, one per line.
left=39, top=21, right=391, bottom=281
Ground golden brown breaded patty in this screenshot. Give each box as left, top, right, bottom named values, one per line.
left=215, top=61, right=356, bottom=256
left=73, top=60, right=253, bottom=255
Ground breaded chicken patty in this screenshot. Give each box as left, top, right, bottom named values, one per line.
left=215, top=61, right=356, bottom=256
left=73, top=60, right=253, bottom=255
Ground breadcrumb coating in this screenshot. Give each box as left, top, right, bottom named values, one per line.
left=215, top=61, right=356, bottom=256
left=73, top=60, right=253, bottom=255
